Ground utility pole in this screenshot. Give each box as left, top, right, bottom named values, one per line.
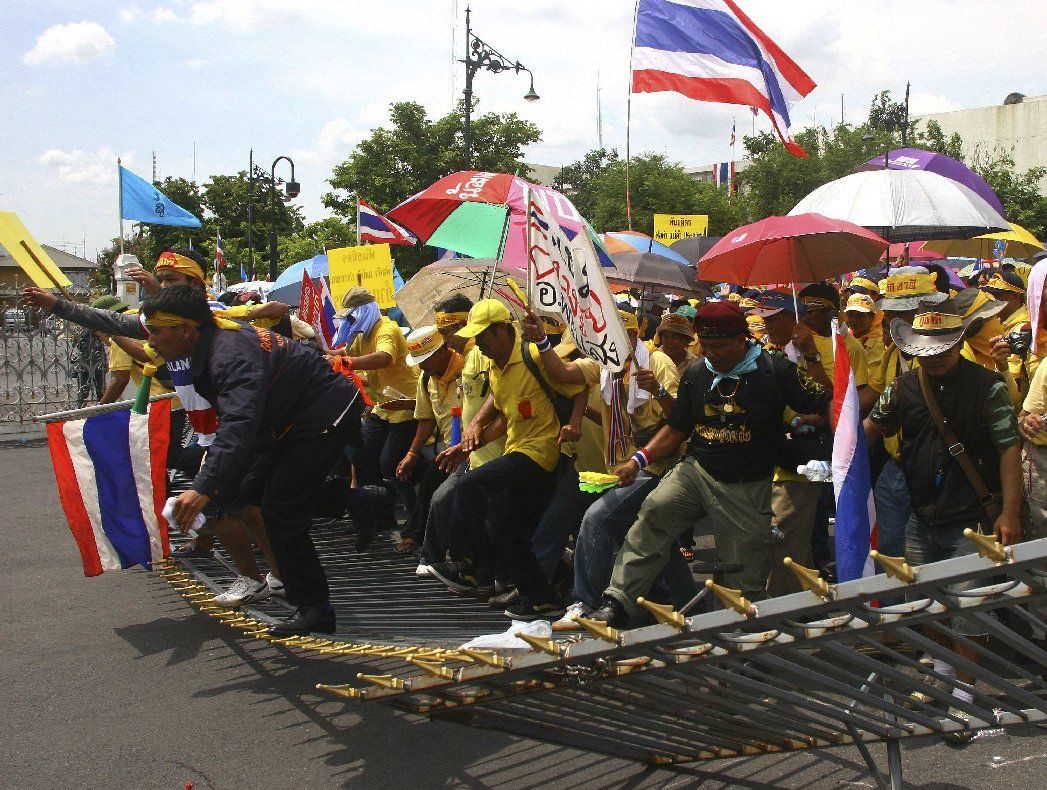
left=596, top=69, right=603, bottom=149
left=901, top=81, right=911, bottom=146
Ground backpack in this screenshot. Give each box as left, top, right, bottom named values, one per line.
left=520, top=341, right=576, bottom=426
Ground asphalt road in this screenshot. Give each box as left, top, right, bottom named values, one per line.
left=2, top=442, right=1045, bottom=789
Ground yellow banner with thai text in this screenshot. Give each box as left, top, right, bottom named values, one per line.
left=327, top=244, right=396, bottom=309
left=653, top=214, right=708, bottom=244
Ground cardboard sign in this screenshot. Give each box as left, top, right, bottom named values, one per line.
left=0, top=211, right=72, bottom=289
left=327, top=244, right=396, bottom=309
left=653, top=214, right=709, bottom=244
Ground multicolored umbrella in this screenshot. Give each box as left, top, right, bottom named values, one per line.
left=698, top=214, right=888, bottom=285
left=856, top=147, right=1006, bottom=219
left=603, top=231, right=691, bottom=265
left=386, top=171, right=613, bottom=278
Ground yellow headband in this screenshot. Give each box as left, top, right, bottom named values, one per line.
left=619, top=310, right=639, bottom=332
left=155, top=251, right=205, bottom=283
left=407, top=330, right=444, bottom=357
left=913, top=312, right=963, bottom=332
left=882, top=272, right=937, bottom=298
left=144, top=310, right=240, bottom=331
left=435, top=311, right=470, bottom=328
left=983, top=274, right=1025, bottom=295
left=849, top=277, right=879, bottom=292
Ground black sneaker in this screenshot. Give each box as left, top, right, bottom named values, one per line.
left=588, top=596, right=628, bottom=628
left=428, top=560, right=481, bottom=593
left=487, top=586, right=520, bottom=609
left=268, top=604, right=336, bottom=636
left=171, top=539, right=214, bottom=559
left=503, top=599, right=565, bottom=621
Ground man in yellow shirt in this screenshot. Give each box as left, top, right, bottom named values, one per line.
left=331, top=286, right=420, bottom=525
left=428, top=300, right=583, bottom=620
left=844, top=293, right=886, bottom=396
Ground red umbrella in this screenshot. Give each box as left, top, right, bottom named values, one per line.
left=697, top=214, right=889, bottom=286
left=885, top=241, right=942, bottom=261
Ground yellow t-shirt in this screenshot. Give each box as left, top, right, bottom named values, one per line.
left=775, top=333, right=867, bottom=482
left=107, top=339, right=181, bottom=407
left=349, top=317, right=420, bottom=424
left=413, top=354, right=464, bottom=445
left=461, top=345, right=505, bottom=469
left=1022, top=358, right=1047, bottom=446
left=488, top=337, right=583, bottom=472
left=577, top=349, right=681, bottom=476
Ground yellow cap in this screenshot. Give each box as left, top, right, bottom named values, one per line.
left=405, top=325, right=445, bottom=365
left=618, top=310, right=639, bottom=333
left=456, top=299, right=512, bottom=338
left=844, top=293, right=876, bottom=314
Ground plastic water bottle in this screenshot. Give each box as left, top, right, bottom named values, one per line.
left=797, top=460, right=832, bottom=482
left=450, top=406, right=463, bottom=446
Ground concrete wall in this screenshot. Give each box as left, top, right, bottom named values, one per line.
left=916, top=95, right=1047, bottom=189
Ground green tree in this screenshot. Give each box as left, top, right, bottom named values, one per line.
left=586, top=153, right=750, bottom=236
left=324, top=100, right=541, bottom=277
left=971, top=149, right=1047, bottom=240
left=552, top=147, right=620, bottom=219
left=277, top=217, right=357, bottom=268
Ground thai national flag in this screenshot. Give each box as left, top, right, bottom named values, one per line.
left=46, top=401, right=171, bottom=576
left=631, top=0, right=816, bottom=157
left=359, top=198, right=417, bottom=246
left=214, top=231, right=226, bottom=272
left=831, top=331, right=878, bottom=582
left=299, top=271, right=338, bottom=350
left=713, top=162, right=729, bottom=188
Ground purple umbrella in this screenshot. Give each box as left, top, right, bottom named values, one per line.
left=856, top=147, right=1006, bottom=220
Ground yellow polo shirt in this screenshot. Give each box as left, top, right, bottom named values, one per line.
left=413, top=354, right=464, bottom=444
left=349, top=317, right=419, bottom=423
left=488, top=336, right=583, bottom=472
left=852, top=332, right=886, bottom=393
left=461, top=344, right=504, bottom=469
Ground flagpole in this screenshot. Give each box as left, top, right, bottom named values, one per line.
left=355, top=194, right=361, bottom=246
left=117, top=157, right=125, bottom=256
left=625, top=0, right=640, bottom=232
left=524, top=184, right=533, bottom=310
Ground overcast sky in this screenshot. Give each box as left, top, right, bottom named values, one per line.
left=2, top=0, right=1042, bottom=261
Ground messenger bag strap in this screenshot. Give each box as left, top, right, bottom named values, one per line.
left=917, top=366, right=997, bottom=513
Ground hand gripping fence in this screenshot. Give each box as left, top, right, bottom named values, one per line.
left=157, top=529, right=1047, bottom=790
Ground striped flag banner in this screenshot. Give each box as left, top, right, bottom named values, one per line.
left=46, top=400, right=171, bottom=576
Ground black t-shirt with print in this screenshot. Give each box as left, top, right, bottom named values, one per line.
left=668, top=349, right=829, bottom=482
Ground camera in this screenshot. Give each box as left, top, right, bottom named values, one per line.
left=1006, top=326, right=1032, bottom=359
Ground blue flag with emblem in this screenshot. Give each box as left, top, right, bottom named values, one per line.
left=119, top=166, right=202, bottom=227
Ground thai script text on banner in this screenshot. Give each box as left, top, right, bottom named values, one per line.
left=526, top=194, right=629, bottom=373
left=327, top=244, right=396, bottom=308
left=653, top=213, right=708, bottom=243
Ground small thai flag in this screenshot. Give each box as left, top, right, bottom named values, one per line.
left=359, top=198, right=417, bottom=246
left=46, top=401, right=171, bottom=576
left=831, top=330, right=878, bottom=581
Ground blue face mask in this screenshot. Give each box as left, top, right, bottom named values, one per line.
left=705, top=341, right=762, bottom=390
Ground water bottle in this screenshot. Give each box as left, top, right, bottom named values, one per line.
left=797, top=460, right=832, bottom=482
left=450, top=406, right=463, bottom=446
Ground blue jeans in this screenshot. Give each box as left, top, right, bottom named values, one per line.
left=905, top=515, right=987, bottom=636
left=874, top=458, right=911, bottom=559
left=532, top=457, right=601, bottom=582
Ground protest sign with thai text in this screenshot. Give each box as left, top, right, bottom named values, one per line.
left=327, top=244, right=396, bottom=308
left=653, top=213, right=708, bottom=243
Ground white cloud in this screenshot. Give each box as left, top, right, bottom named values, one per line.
left=38, top=147, right=130, bottom=184
left=23, top=21, right=115, bottom=66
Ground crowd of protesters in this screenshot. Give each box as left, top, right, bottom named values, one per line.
left=22, top=247, right=1047, bottom=742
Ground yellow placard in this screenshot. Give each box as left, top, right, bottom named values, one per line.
left=653, top=214, right=709, bottom=244
left=327, top=244, right=396, bottom=309
left=0, top=211, right=73, bottom=289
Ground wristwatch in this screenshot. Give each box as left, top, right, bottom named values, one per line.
left=803, top=352, right=821, bottom=363
left=654, top=385, right=668, bottom=399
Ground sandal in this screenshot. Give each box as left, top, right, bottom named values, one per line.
left=394, top=538, right=419, bottom=554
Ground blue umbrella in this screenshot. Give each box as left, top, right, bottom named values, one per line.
left=267, top=254, right=328, bottom=305
left=606, top=231, right=691, bottom=266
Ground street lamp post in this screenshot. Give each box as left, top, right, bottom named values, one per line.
left=268, top=156, right=300, bottom=282
left=461, top=6, right=538, bottom=169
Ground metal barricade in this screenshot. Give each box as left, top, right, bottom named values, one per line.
left=311, top=536, right=1047, bottom=790
left=0, top=279, right=106, bottom=434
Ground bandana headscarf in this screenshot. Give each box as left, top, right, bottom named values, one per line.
left=155, top=251, right=206, bottom=283
left=332, top=300, right=382, bottom=350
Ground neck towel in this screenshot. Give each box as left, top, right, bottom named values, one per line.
left=705, top=341, right=762, bottom=391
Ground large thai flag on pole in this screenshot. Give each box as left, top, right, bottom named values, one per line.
left=46, top=401, right=171, bottom=576
left=631, top=0, right=816, bottom=157
left=359, top=198, right=417, bottom=246
left=831, top=332, right=877, bottom=582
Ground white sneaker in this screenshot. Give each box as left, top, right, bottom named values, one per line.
left=213, top=575, right=270, bottom=607
left=265, top=572, right=285, bottom=597
left=415, top=563, right=431, bottom=577
left=552, top=601, right=591, bottom=632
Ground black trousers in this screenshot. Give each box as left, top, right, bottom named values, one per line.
left=401, top=463, right=447, bottom=545
left=450, top=451, right=557, bottom=602
left=242, top=418, right=360, bottom=607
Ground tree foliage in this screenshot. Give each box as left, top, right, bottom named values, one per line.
left=324, top=100, right=541, bottom=277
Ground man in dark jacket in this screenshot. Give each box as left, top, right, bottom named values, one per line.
left=864, top=298, right=1022, bottom=742
left=146, top=287, right=363, bottom=636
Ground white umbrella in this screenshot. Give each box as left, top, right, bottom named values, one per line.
left=788, top=169, right=1009, bottom=243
